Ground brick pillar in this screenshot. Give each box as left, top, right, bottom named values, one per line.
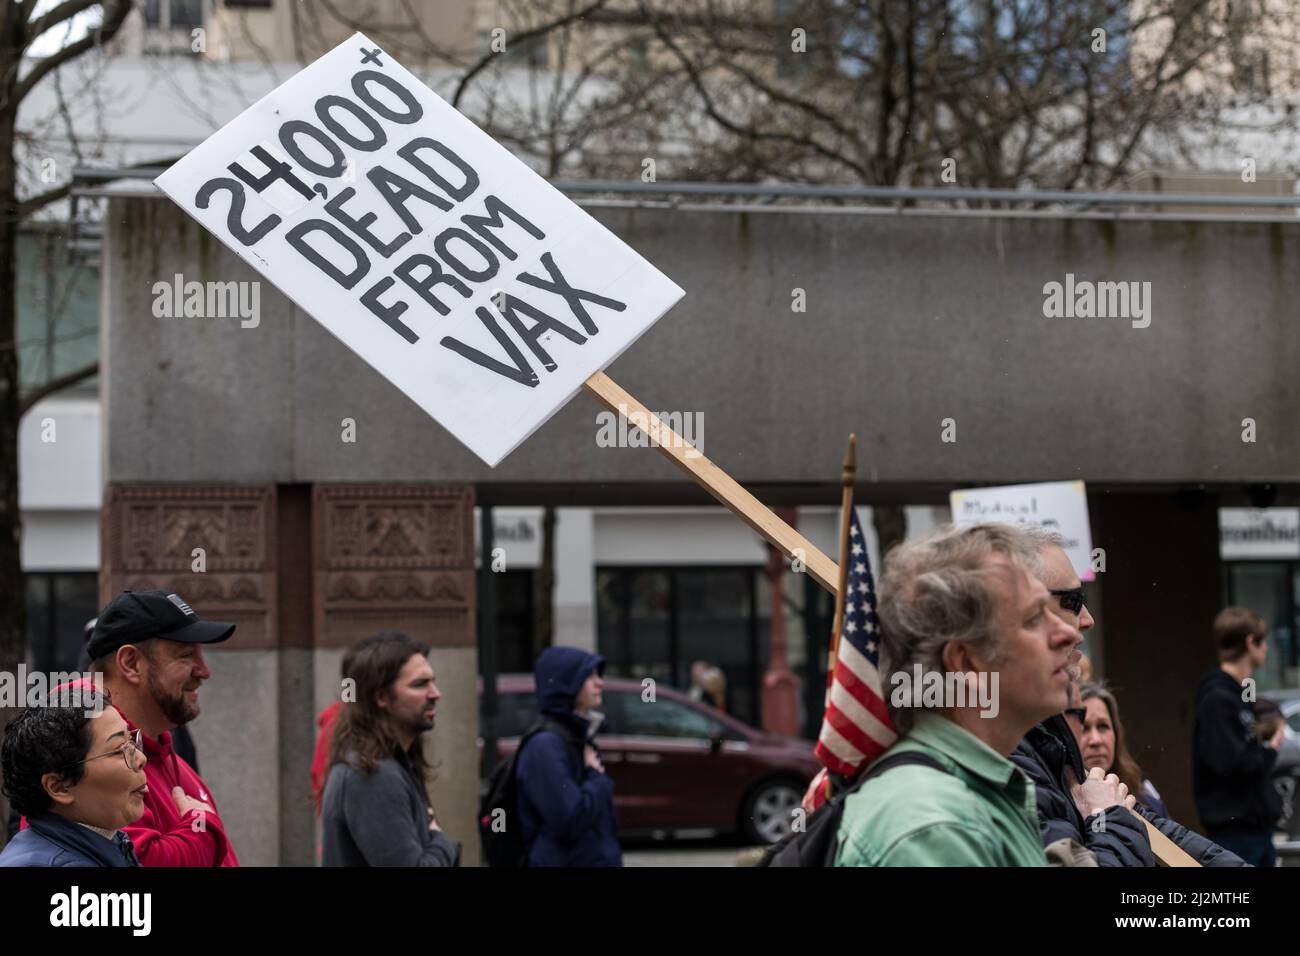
left=101, top=483, right=282, bottom=864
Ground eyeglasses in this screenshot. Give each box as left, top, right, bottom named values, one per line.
left=74, top=729, right=142, bottom=771
left=1049, top=586, right=1085, bottom=615
left=1065, top=707, right=1087, bottom=724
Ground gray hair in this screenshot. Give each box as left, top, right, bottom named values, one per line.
left=877, top=522, right=1040, bottom=733
left=1016, top=526, right=1066, bottom=581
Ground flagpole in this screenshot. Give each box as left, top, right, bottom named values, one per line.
left=826, top=434, right=856, bottom=694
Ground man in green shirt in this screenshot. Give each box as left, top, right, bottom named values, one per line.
left=835, top=522, right=1084, bottom=867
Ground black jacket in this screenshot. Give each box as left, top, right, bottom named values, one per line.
left=1012, top=715, right=1248, bottom=866
left=1193, top=669, right=1282, bottom=834
left=1012, top=716, right=1155, bottom=867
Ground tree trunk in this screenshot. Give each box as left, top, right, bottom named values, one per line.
left=0, top=89, right=24, bottom=851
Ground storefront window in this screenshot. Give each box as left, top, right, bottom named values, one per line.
left=1224, top=562, right=1296, bottom=690
left=25, top=573, right=99, bottom=673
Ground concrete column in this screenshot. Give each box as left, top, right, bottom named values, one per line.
left=554, top=507, right=596, bottom=650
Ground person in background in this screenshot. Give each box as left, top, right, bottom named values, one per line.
left=1254, top=700, right=1300, bottom=774
left=516, top=646, right=622, bottom=866
left=321, top=631, right=459, bottom=867
left=700, top=666, right=727, bottom=714
left=312, top=634, right=383, bottom=814
left=0, top=688, right=145, bottom=867
left=1075, top=681, right=1169, bottom=817
left=1193, top=606, right=1285, bottom=867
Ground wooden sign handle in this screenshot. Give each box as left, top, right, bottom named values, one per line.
left=582, top=370, right=839, bottom=593
left=1141, top=818, right=1201, bottom=867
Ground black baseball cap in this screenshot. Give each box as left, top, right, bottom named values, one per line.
left=87, top=590, right=236, bottom=661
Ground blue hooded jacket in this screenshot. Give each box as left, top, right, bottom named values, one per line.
left=0, top=813, right=140, bottom=868
left=516, top=646, right=622, bottom=867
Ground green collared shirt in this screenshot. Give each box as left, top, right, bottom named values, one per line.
left=834, top=712, right=1049, bottom=867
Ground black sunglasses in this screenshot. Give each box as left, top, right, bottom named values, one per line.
left=1049, top=586, right=1085, bottom=615
left=1065, top=706, right=1087, bottom=723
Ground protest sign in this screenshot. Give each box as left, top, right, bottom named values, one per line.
left=950, top=480, right=1095, bottom=580
left=156, top=33, right=839, bottom=591
left=156, top=32, right=683, bottom=467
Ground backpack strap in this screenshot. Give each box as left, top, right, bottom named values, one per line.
left=853, top=750, right=948, bottom=790
left=522, top=716, right=584, bottom=780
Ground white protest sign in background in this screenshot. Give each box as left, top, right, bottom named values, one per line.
left=949, top=480, right=1095, bottom=581
left=156, top=33, right=684, bottom=466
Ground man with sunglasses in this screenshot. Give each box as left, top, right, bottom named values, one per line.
left=1011, top=532, right=1245, bottom=866
left=85, top=590, right=240, bottom=866
left=1009, top=533, right=1155, bottom=865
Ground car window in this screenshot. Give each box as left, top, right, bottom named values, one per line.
left=619, top=694, right=722, bottom=739
left=1287, top=710, right=1300, bottom=735
left=597, top=691, right=627, bottom=736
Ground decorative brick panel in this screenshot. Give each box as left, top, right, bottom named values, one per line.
left=312, top=484, right=475, bottom=649
left=101, top=484, right=277, bottom=649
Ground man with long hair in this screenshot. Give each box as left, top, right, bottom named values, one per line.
left=321, top=631, right=460, bottom=867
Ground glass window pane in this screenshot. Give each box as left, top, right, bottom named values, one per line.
left=677, top=569, right=753, bottom=722
left=53, top=574, right=99, bottom=673
left=598, top=570, right=671, bottom=685
left=1228, top=563, right=1291, bottom=691
left=621, top=697, right=719, bottom=739
left=25, top=575, right=52, bottom=672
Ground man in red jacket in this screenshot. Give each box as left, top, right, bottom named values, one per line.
left=87, top=590, right=240, bottom=866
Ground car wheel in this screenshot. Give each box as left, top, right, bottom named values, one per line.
left=741, top=779, right=803, bottom=845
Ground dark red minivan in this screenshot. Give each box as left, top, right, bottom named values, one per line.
left=480, top=675, right=820, bottom=844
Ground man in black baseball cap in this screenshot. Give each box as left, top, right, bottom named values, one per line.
left=88, top=591, right=235, bottom=662
left=86, top=590, right=240, bottom=866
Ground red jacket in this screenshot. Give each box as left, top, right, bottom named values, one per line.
left=121, top=710, right=239, bottom=867
left=311, top=701, right=342, bottom=815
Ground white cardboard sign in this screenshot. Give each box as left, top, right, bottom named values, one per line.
left=155, top=33, right=684, bottom=466
left=949, top=480, right=1095, bottom=581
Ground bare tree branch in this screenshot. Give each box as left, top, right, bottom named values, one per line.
left=25, top=0, right=106, bottom=50
left=452, top=0, right=612, bottom=109
left=18, top=360, right=97, bottom=418
left=15, top=0, right=131, bottom=105
left=17, top=181, right=71, bottom=218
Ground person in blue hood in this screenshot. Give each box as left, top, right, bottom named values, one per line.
left=515, top=646, right=622, bottom=866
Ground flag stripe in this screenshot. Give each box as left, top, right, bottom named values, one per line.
left=811, top=508, right=896, bottom=809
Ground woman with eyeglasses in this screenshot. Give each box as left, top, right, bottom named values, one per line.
left=0, top=689, right=147, bottom=867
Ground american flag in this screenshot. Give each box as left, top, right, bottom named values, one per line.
left=805, top=508, right=897, bottom=810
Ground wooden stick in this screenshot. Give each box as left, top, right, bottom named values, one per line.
left=582, top=370, right=839, bottom=593
left=826, top=434, right=856, bottom=692
left=1141, top=818, right=1201, bottom=867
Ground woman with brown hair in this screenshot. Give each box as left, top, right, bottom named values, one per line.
left=1073, top=681, right=1169, bottom=818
